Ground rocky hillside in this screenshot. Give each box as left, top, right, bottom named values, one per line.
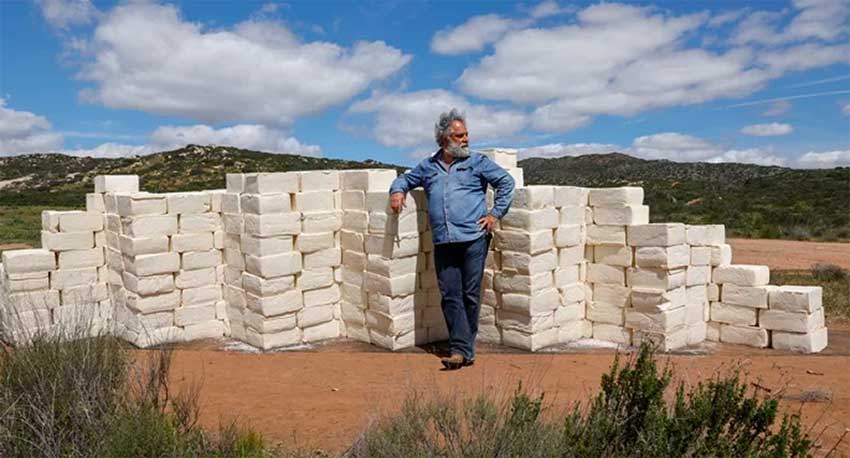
left=0, top=145, right=405, bottom=207
left=520, top=153, right=850, bottom=241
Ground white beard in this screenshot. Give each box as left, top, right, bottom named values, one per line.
left=447, top=144, right=470, bottom=158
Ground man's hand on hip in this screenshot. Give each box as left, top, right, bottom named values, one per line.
left=478, top=214, right=497, bottom=232
left=390, top=192, right=406, bottom=213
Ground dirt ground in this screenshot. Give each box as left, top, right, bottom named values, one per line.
left=728, top=238, right=850, bottom=270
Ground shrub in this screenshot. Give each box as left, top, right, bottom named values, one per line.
left=350, top=344, right=815, bottom=458
left=811, top=263, right=847, bottom=282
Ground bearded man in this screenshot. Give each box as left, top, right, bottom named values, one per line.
left=388, top=109, right=515, bottom=370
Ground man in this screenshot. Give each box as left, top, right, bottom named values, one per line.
left=388, top=109, right=515, bottom=370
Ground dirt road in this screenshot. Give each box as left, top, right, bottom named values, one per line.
left=167, top=332, right=850, bottom=456
left=728, top=238, right=850, bottom=270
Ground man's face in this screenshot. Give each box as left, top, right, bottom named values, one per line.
left=447, top=120, right=469, bottom=148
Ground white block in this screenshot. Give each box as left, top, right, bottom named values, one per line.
left=494, top=229, right=553, bottom=255
left=559, top=206, right=586, bottom=225
left=501, top=288, right=560, bottom=315
left=366, top=310, right=414, bottom=336
left=627, top=223, right=686, bottom=247
left=589, top=187, right=643, bottom=207
left=126, top=290, right=180, bottom=314
left=293, top=191, right=335, bottom=212
left=592, top=323, right=631, bottom=345
left=299, top=170, right=340, bottom=191
left=553, top=186, right=589, bottom=207
left=183, top=320, right=225, bottom=341
left=116, top=193, right=167, bottom=217
left=59, top=282, right=108, bottom=306
left=365, top=232, right=419, bottom=258
left=771, top=328, right=827, bottom=353
left=245, top=327, right=302, bottom=349
left=759, top=308, right=824, bottom=333
left=86, top=193, right=106, bottom=213
left=494, top=271, right=553, bottom=295
left=58, top=248, right=104, bottom=269
left=501, top=208, right=559, bottom=231
left=240, top=193, right=291, bottom=214
left=341, top=191, right=365, bottom=210
left=41, top=210, right=61, bottom=231
left=179, top=214, right=220, bottom=233
left=708, top=283, right=720, bottom=301
left=244, top=310, right=297, bottom=333
left=245, top=252, right=301, bottom=278
left=341, top=169, right=397, bottom=191
left=587, top=301, right=625, bottom=325
left=690, top=246, right=712, bottom=266
left=554, top=301, right=585, bottom=324
left=368, top=293, right=414, bottom=315
left=512, top=186, right=554, bottom=209
left=554, top=225, right=584, bottom=247
left=709, top=244, right=733, bottom=266
left=591, top=245, right=630, bottom=267
left=554, top=265, right=582, bottom=287
left=594, top=205, right=649, bottom=225
left=2, top=249, right=56, bottom=274
left=119, top=235, right=170, bottom=256
left=559, top=244, right=585, bottom=266
left=366, top=255, right=418, bottom=278
left=167, top=192, right=210, bottom=214
left=94, top=175, right=139, bottom=193
left=50, top=268, right=98, bottom=290
left=586, top=225, right=626, bottom=245
left=686, top=225, right=725, bottom=246
left=501, top=327, right=557, bottom=351
left=297, top=268, right=335, bottom=291
left=221, top=193, right=241, bottom=214
left=181, top=250, right=221, bottom=270
left=712, top=264, right=770, bottom=286
left=171, top=233, right=214, bottom=252
left=182, top=285, right=221, bottom=306
left=506, top=168, right=524, bottom=187
left=58, top=211, right=103, bottom=232
left=501, top=250, right=558, bottom=275
left=342, top=210, right=369, bottom=232
left=720, top=324, right=768, bottom=347
left=710, top=302, right=757, bottom=326
left=302, top=211, right=342, bottom=233
left=686, top=265, right=711, bottom=286
left=625, top=306, right=686, bottom=333
left=498, top=310, right=555, bottom=334
left=587, top=263, right=625, bottom=285
left=242, top=272, right=295, bottom=297
left=481, top=148, right=518, bottom=168
left=685, top=285, right=708, bottom=305
left=244, top=172, right=299, bottom=194
left=630, top=287, right=685, bottom=311
left=240, top=235, right=293, bottom=256
left=246, top=289, right=303, bottom=317
left=243, top=213, right=301, bottom=236
left=635, top=245, right=690, bottom=269
left=632, top=327, right=689, bottom=352
left=295, top=232, right=335, bottom=253
left=225, top=174, right=244, bottom=193
left=593, top=284, right=630, bottom=307
left=175, top=304, right=217, bottom=326
left=122, top=215, right=178, bottom=237
left=769, top=286, right=822, bottom=313
left=303, top=247, right=341, bottom=269
left=627, top=268, right=686, bottom=290
left=365, top=272, right=416, bottom=297
left=721, top=284, right=776, bottom=308
left=298, top=304, right=336, bottom=328
left=41, top=231, right=94, bottom=251
left=4, top=275, right=50, bottom=292
left=124, top=252, right=180, bottom=276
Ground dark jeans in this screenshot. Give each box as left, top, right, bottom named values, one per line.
left=433, top=233, right=491, bottom=361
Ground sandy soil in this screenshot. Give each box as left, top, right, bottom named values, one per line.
left=165, top=329, right=850, bottom=456
left=728, top=238, right=850, bottom=270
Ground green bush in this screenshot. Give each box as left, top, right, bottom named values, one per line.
left=0, top=324, right=274, bottom=458
left=351, top=344, right=815, bottom=458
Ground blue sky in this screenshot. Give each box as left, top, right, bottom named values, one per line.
left=1, top=0, right=848, bottom=168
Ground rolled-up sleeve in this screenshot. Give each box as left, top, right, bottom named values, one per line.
left=389, top=162, right=426, bottom=195
left=479, top=156, right=515, bottom=219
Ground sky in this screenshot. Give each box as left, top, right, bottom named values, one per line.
left=0, top=0, right=848, bottom=168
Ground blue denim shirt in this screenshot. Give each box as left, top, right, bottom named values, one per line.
left=389, top=150, right=515, bottom=245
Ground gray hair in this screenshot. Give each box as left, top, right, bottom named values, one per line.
left=434, top=108, right=466, bottom=146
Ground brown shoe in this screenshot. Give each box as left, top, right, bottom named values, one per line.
left=440, top=353, right=465, bottom=370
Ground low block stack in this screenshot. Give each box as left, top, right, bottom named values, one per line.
left=0, top=154, right=830, bottom=354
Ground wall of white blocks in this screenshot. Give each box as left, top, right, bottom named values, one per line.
left=0, top=149, right=829, bottom=353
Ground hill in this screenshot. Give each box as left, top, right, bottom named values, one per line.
left=520, top=153, right=850, bottom=241
left=0, top=145, right=406, bottom=207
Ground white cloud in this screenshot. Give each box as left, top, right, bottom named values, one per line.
left=530, top=1, right=568, bottom=19
left=763, top=100, right=792, bottom=116
left=150, top=124, right=321, bottom=156
left=75, top=3, right=410, bottom=126
left=60, top=143, right=155, bottom=158
left=740, top=123, right=794, bottom=136
left=758, top=43, right=848, bottom=74
left=731, top=0, right=849, bottom=45
left=36, top=0, right=98, bottom=29
left=795, top=149, right=850, bottom=168
left=707, top=148, right=787, bottom=166
left=518, top=142, right=620, bottom=159
left=629, top=132, right=722, bottom=162
left=348, top=89, right=528, bottom=148
left=707, top=9, right=748, bottom=27
left=842, top=101, right=850, bottom=115
left=0, top=99, right=64, bottom=156
left=431, top=14, right=516, bottom=55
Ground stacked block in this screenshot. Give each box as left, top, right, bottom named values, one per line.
left=0, top=161, right=831, bottom=355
